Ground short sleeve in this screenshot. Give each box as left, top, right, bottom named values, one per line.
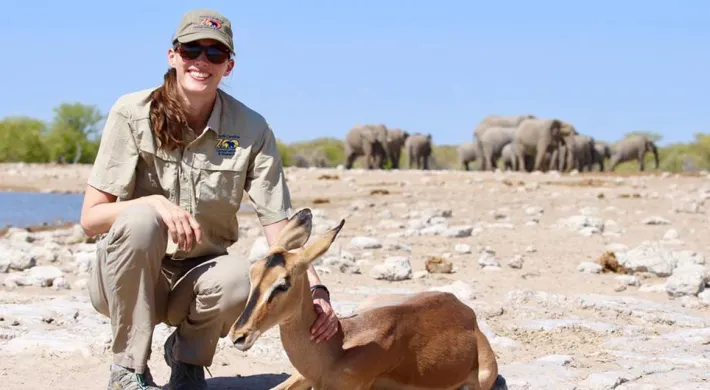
left=87, top=105, right=139, bottom=199
left=244, top=123, right=292, bottom=225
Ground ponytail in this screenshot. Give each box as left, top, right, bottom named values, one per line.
left=146, top=68, right=189, bottom=150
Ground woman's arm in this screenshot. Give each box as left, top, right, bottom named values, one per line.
left=80, top=185, right=154, bottom=237
left=80, top=186, right=202, bottom=249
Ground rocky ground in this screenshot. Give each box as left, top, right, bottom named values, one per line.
left=1, top=164, right=709, bottom=389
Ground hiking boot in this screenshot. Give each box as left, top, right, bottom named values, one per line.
left=107, top=364, right=161, bottom=390
left=163, top=330, right=208, bottom=390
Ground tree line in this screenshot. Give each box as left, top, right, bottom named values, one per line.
left=1, top=102, right=708, bottom=172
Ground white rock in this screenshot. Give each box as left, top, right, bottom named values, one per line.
left=559, top=215, right=604, bottom=235
left=442, top=225, right=473, bottom=238
left=349, top=236, right=382, bottom=250
left=698, top=289, right=710, bottom=304
left=615, top=275, right=640, bottom=286
left=665, top=264, right=707, bottom=297
left=508, top=255, right=524, bottom=269
left=74, top=252, right=95, bottom=274
left=663, top=228, right=680, bottom=240
left=477, top=252, right=500, bottom=268
left=369, top=256, right=412, bottom=281
left=642, top=216, right=671, bottom=225
left=418, top=224, right=448, bottom=236
left=455, top=244, right=472, bottom=254
left=248, top=236, right=270, bottom=263
left=616, top=241, right=676, bottom=277
left=578, top=262, right=602, bottom=274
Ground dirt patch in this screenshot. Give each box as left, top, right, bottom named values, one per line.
left=543, top=178, right=609, bottom=187
left=317, top=174, right=340, bottom=180
left=369, top=189, right=390, bottom=196
left=312, top=198, right=330, bottom=204
left=496, top=326, right=607, bottom=361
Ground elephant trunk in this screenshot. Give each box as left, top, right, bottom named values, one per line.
left=648, top=141, right=659, bottom=169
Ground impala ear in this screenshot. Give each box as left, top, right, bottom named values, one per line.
left=271, top=208, right=313, bottom=251
left=292, top=219, right=346, bottom=273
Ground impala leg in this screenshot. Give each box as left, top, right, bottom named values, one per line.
left=464, top=368, right=482, bottom=390
left=270, top=372, right=312, bottom=390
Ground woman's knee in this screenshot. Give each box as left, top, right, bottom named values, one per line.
left=166, top=258, right=250, bottom=327
left=200, top=260, right=251, bottom=315
left=109, top=203, right=167, bottom=253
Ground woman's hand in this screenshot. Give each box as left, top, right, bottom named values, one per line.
left=148, top=195, right=202, bottom=251
left=310, top=288, right=339, bottom=343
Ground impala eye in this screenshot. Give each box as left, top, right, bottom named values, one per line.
left=268, top=279, right=291, bottom=303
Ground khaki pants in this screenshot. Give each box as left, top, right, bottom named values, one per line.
left=88, top=204, right=250, bottom=374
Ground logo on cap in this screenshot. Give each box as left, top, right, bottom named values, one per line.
left=200, top=17, right=223, bottom=30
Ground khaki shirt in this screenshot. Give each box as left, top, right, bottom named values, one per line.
left=88, top=87, right=292, bottom=259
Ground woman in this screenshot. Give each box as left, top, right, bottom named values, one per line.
left=81, top=9, right=338, bottom=390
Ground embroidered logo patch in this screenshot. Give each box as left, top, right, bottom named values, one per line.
left=200, top=17, right=223, bottom=30
left=215, top=135, right=240, bottom=157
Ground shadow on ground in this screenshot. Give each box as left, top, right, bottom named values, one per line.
left=199, top=373, right=508, bottom=390
left=203, top=373, right=291, bottom=389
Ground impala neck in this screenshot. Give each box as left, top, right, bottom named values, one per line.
left=278, top=274, right=344, bottom=376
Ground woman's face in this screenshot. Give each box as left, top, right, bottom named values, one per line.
left=168, top=38, right=234, bottom=98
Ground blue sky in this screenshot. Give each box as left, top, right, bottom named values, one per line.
left=1, top=1, right=708, bottom=146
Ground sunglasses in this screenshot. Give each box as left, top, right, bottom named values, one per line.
left=176, top=42, right=231, bottom=64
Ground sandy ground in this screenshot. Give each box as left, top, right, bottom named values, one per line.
left=1, top=163, right=709, bottom=389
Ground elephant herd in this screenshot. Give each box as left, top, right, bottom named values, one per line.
left=460, top=114, right=660, bottom=173
left=344, top=124, right=434, bottom=170
left=341, top=116, right=660, bottom=173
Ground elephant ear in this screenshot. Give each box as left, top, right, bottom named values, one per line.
left=361, top=126, right=377, bottom=142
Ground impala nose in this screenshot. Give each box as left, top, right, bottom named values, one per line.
left=233, top=334, right=248, bottom=351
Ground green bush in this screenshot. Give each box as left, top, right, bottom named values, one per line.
left=0, top=117, right=49, bottom=162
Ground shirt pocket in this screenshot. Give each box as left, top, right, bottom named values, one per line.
left=134, top=142, right=179, bottom=200
left=193, top=150, right=249, bottom=215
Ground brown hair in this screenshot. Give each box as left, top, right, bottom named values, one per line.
left=145, top=67, right=189, bottom=151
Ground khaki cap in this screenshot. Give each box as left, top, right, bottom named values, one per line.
left=173, top=9, right=234, bottom=53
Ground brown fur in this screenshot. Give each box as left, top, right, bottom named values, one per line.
left=597, top=251, right=628, bottom=274
left=228, top=209, right=499, bottom=390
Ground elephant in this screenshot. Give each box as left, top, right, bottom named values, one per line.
left=405, top=133, right=433, bottom=170
left=563, top=134, right=596, bottom=172
left=386, top=128, right=409, bottom=169
left=477, top=126, right=518, bottom=171
left=513, top=118, right=565, bottom=172
left=501, top=143, right=517, bottom=171
left=608, top=135, right=659, bottom=171
left=457, top=141, right=480, bottom=171
left=502, top=143, right=537, bottom=172
left=591, top=141, right=611, bottom=171
left=473, top=114, right=536, bottom=170
left=344, top=124, right=390, bottom=169
left=548, top=121, right=580, bottom=172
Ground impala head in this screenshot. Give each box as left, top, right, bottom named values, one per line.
left=229, top=208, right=345, bottom=351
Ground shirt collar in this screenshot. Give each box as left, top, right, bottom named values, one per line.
left=205, top=91, right=223, bottom=135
